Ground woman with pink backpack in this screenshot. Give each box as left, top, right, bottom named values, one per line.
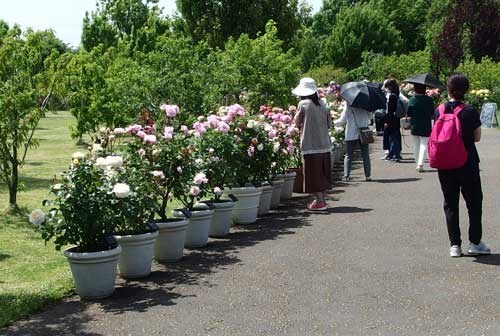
left=430, top=74, right=491, bottom=257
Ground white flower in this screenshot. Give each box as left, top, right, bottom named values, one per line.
left=208, top=148, right=215, bottom=154
left=29, top=209, right=45, bottom=227
left=105, top=156, right=123, bottom=168
left=151, top=170, right=165, bottom=179
left=273, top=142, right=280, bottom=153
left=92, top=143, right=103, bottom=153
left=95, top=157, right=108, bottom=169
left=193, top=172, right=208, bottom=185
left=72, top=152, right=85, bottom=160
left=213, top=187, right=223, bottom=196
left=195, top=158, right=204, bottom=166
left=176, top=166, right=183, bottom=173
left=112, top=183, right=130, bottom=198
left=257, top=144, right=264, bottom=151
left=190, top=186, right=200, bottom=196
left=113, top=127, right=125, bottom=135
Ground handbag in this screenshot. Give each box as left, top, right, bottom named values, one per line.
left=358, top=126, right=375, bottom=144
left=352, top=110, right=374, bottom=144
left=400, top=116, right=411, bottom=130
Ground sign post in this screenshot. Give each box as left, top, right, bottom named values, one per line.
left=480, top=103, right=498, bottom=128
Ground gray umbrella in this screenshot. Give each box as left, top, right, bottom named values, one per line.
left=403, top=73, right=445, bottom=89
left=340, top=81, right=387, bottom=111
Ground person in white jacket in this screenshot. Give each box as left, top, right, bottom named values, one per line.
left=334, top=101, right=372, bottom=181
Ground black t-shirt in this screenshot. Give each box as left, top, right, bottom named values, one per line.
left=434, top=101, right=481, bottom=164
left=385, top=93, right=400, bottom=129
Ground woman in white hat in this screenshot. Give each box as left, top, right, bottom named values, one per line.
left=293, top=77, right=332, bottom=211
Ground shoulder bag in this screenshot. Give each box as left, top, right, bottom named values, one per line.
left=352, top=110, right=374, bottom=144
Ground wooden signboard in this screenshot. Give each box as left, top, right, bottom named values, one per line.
left=480, top=103, right=498, bottom=128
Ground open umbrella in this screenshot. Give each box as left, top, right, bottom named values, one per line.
left=403, top=73, right=445, bottom=89
left=340, top=81, right=386, bottom=111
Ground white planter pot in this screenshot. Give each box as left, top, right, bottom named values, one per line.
left=224, top=186, right=262, bottom=224
left=174, top=206, right=213, bottom=248
left=64, top=246, right=121, bottom=299
left=258, top=184, right=274, bottom=216
left=209, top=200, right=234, bottom=237
left=154, top=218, right=189, bottom=262
left=270, top=179, right=284, bottom=209
left=281, top=172, right=297, bottom=200
left=114, top=231, right=158, bottom=279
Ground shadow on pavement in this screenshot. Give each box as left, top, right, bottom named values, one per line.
left=471, top=254, right=500, bottom=266
left=374, top=178, right=421, bottom=184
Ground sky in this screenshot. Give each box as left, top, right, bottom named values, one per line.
left=0, top=0, right=323, bottom=48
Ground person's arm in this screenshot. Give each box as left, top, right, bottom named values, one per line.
left=294, top=103, right=305, bottom=128
left=334, top=103, right=348, bottom=126
left=473, top=127, right=481, bottom=142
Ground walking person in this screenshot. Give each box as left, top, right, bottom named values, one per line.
left=431, top=74, right=490, bottom=257
left=334, top=101, right=372, bottom=182
left=408, top=84, right=434, bottom=172
left=383, top=79, right=402, bottom=162
left=293, top=77, right=332, bottom=211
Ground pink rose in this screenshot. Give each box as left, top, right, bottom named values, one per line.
left=151, top=170, right=165, bottom=179
left=160, top=104, right=179, bottom=118
left=163, top=126, right=174, bottom=139
left=143, top=134, right=157, bottom=144
left=190, top=186, right=200, bottom=196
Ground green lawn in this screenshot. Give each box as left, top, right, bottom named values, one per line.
left=0, top=111, right=87, bottom=327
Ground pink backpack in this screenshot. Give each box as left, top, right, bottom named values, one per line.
left=428, top=104, right=468, bottom=170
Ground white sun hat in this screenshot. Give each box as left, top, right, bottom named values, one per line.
left=292, top=77, right=318, bottom=97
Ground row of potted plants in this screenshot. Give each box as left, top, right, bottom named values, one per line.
left=30, top=103, right=302, bottom=299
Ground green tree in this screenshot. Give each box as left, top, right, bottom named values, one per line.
left=322, top=2, right=403, bottom=69
left=176, top=0, right=301, bottom=49
left=311, top=0, right=352, bottom=37
left=0, top=29, right=60, bottom=210
left=82, top=0, right=171, bottom=53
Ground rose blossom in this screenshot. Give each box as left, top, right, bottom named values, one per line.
left=160, top=104, right=179, bottom=118
left=217, top=121, right=230, bottom=133
left=247, top=145, right=255, bottom=157
left=268, top=130, right=277, bottom=139
left=105, top=156, right=123, bottom=168
left=136, top=130, right=146, bottom=139
left=190, top=186, right=200, bottom=196
left=193, top=172, right=208, bottom=185
left=29, top=209, right=45, bottom=227
left=112, top=183, right=131, bottom=198
left=273, top=142, right=280, bottom=153
left=151, top=170, right=165, bottom=179
left=113, top=127, right=125, bottom=135
left=213, top=187, right=223, bottom=196
left=163, top=126, right=174, bottom=139
left=180, top=125, right=189, bottom=134
left=143, top=134, right=157, bottom=144
left=257, top=144, right=264, bottom=151
left=229, top=104, right=245, bottom=116
left=72, top=152, right=85, bottom=160
left=95, top=157, right=108, bottom=169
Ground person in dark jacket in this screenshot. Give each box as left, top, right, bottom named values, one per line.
left=435, top=74, right=491, bottom=257
left=407, top=84, right=434, bottom=172
left=383, top=79, right=402, bottom=161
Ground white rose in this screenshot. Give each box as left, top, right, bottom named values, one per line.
left=71, top=152, right=85, bottom=160
left=213, top=187, right=223, bottom=196
left=112, top=183, right=130, bottom=198
left=29, top=209, right=45, bottom=227
left=95, top=157, right=108, bottom=169
left=92, top=143, right=103, bottom=152
left=273, top=142, right=280, bottom=153
left=257, top=144, right=264, bottom=151
left=105, top=156, right=123, bottom=168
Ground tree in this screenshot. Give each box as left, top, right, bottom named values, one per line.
left=311, top=0, right=353, bottom=37
left=82, top=0, right=171, bottom=53
left=322, top=2, right=403, bottom=69
left=176, top=0, right=301, bottom=49
left=432, top=0, right=500, bottom=74
left=0, top=28, right=60, bottom=210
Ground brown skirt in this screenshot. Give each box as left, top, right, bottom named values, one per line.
left=302, top=152, right=331, bottom=193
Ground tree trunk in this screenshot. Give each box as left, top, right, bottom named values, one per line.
left=8, top=158, right=18, bottom=210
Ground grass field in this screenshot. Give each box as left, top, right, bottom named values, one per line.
left=0, top=111, right=87, bottom=327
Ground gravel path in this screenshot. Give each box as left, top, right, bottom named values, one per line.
left=5, top=129, right=500, bottom=336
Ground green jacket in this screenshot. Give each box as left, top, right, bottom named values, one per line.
left=407, top=95, right=434, bottom=137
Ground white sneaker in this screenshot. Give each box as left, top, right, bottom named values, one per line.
left=468, top=241, right=491, bottom=255
left=450, top=245, right=462, bottom=257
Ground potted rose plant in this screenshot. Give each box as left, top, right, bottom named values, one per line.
left=34, top=152, right=121, bottom=299
left=193, top=116, right=239, bottom=237
left=125, top=105, right=191, bottom=262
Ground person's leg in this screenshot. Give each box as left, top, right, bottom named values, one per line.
left=459, top=164, right=483, bottom=245
left=344, top=140, right=355, bottom=178
left=438, top=170, right=462, bottom=246
left=418, top=136, right=429, bottom=167
left=394, top=128, right=402, bottom=159
left=383, top=128, right=390, bottom=155
left=387, top=128, right=396, bottom=159
left=412, top=135, right=420, bottom=164
left=360, top=141, right=371, bottom=178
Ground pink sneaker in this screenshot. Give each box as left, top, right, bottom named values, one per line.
left=307, top=200, right=327, bottom=211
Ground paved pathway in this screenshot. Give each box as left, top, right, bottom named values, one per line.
left=5, top=129, right=500, bottom=336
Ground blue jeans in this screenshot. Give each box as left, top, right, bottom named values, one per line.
left=386, top=128, right=401, bottom=159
